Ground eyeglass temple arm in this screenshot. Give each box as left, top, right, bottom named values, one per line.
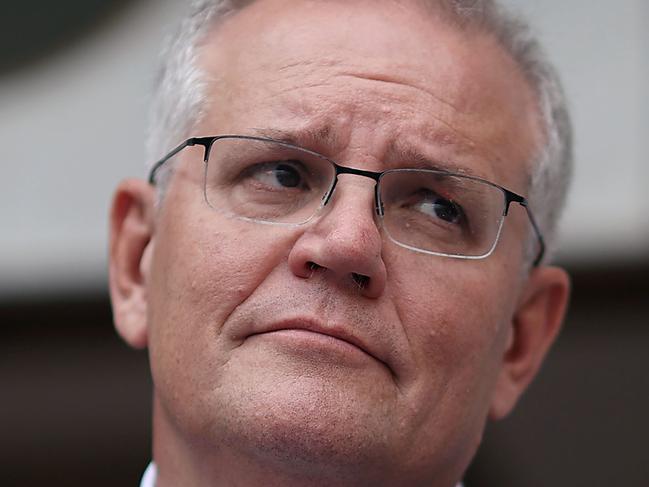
left=518, top=200, right=546, bottom=267
left=504, top=191, right=546, bottom=267
left=148, top=137, right=214, bottom=184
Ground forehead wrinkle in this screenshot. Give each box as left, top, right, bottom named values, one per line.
left=275, top=57, right=337, bottom=74
left=335, top=71, right=507, bottom=164
left=217, top=49, right=504, bottom=166
left=266, top=56, right=508, bottom=166
left=338, top=70, right=462, bottom=113
left=246, top=76, right=489, bottom=168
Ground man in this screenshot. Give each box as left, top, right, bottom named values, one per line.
left=109, top=0, right=572, bottom=485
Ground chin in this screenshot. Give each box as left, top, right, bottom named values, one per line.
left=210, top=365, right=399, bottom=477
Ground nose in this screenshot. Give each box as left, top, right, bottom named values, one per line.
left=287, top=177, right=387, bottom=298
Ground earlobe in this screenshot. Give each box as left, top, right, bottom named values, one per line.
left=108, top=179, right=157, bottom=349
left=489, top=266, right=571, bottom=420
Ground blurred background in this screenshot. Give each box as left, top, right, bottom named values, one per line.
left=1, top=0, right=647, bottom=485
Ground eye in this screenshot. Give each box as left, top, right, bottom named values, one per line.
left=247, top=160, right=309, bottom=190
left=413, top=190, right=464, bottom=225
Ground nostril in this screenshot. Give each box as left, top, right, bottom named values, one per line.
left=301, top=262, right=372, bottom=292
left=351, top=273, right=370, bottom=289
left=308, top=261, right=322, bottom=272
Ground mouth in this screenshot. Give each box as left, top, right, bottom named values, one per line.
left=247, top=318, right=385, bottom=366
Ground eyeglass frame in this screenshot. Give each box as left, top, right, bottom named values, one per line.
left=148, top=134, right=546, bottom=266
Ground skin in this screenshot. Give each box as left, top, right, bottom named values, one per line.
left=109, top=1, right=570, bottom=486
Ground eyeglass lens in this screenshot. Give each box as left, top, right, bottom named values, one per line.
left=203, top=137, right=507, bottom=257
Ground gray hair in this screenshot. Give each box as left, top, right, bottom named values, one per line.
left=146, top=0, right=573, bottom=264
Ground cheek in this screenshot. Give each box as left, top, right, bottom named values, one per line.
left=145, top=199, right=296, bottom=396
left=383, top=253, right=516, bottom=467
left=388, top=253, right=513, bottom=387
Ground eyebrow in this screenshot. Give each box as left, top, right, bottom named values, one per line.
left=386, top=140, right=485, bottom=178
left=249, top=127, right=341, bottom=153
left=247, top=126, right=485, bottom=178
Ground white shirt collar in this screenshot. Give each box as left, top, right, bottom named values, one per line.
left=140, top=462, right=463, bottom=487
left=140, top=462, right=157, bottom=487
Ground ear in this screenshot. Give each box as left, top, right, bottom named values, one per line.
left=108, top=179, right=156, bottom=349
left=489, top=265, right=571, bottom=420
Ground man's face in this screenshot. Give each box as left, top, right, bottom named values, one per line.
left=117, top=0, right=562, bottom=484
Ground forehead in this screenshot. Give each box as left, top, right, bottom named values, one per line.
left=196, top=0, right=541, bottom=189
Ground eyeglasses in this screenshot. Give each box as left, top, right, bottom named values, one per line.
left=149, top=135, right=545, bottom=265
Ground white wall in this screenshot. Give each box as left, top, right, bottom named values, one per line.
left=505, top=0, right=649, bottom=262
left=1, top=0, right=647, bottom=297
left=0, top=0, right=185, bottom=297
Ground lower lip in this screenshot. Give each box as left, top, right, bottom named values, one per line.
left=248, top=329, right=373, bottom=366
